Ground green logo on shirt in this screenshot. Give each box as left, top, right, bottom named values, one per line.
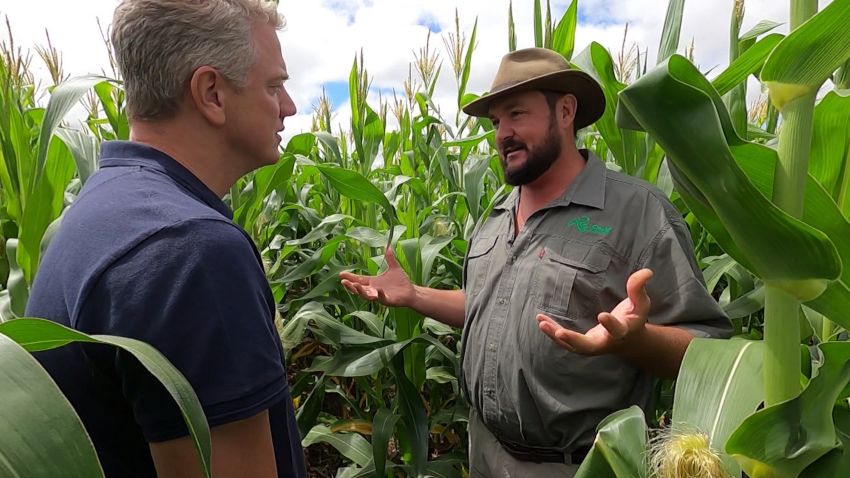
left=568, top=216, right=612, bottom=236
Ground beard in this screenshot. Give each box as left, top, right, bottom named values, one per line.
left=499, top=118, right=562, bottom=186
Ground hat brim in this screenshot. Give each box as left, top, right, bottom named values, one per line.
left=461, top=69, right=606, bottom=129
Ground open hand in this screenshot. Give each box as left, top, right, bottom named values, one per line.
left=339, top=248, right=415, bottom=308
left=536, top=269, right=653, bottom=355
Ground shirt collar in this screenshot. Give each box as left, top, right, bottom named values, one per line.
left=494, top=149, right=607, bottom=211
left=98, top=140, right=233, bottom=219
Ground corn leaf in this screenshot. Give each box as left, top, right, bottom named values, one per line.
left=618, top=55, right=841, bottom=301
left=672, top=338, right=765, bottom=476
left=656, top=0, right=685, bottom=64
left=712, top=33, right=784, bottom=97
left=575, top=405, right=647, bottom=478
left=761, top=0, right=850, bottom=108
left=302, top=424, right=373, bottom=468
left=727, top=342, right=850, bottom=477
left=0, top=333, right=103, bottom=477
left=0, top=318, right=211, bottom=477
left=809, top=90, right=850, bottom=211
left=372, top=407, right=400, bottom=478
left=551, top=0, right=578, bottom=60
left=801, top=408, right=850, bottom=477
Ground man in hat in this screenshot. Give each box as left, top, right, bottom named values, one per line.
left=340, top=47, right=731, bottom=477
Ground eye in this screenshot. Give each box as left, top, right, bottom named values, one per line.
left=491, top=118, right=500, bottom=128
left=510, top=110, right=524, bottom=118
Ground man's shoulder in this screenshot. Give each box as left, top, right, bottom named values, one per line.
left=603, top=168, right=682, bottom=224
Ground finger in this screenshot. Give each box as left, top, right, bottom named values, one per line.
left=626, top=268, right=653, bottom=315
left=352, top=283, right=378, bottom=301
left=385, top=247, right=399, bottom=268
left=537, top=321, right=576, bottom=352
left=536, top=314, right=583, bottom=353
left=598, top=312, right=628, bottom=340
left=339, top=271, right=370, bottom=285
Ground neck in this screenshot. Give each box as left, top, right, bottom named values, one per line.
left=129, top=114, right=241, bottom=197
left=519, top=145, right=586, bottom=214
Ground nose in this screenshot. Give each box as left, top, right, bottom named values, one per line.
left=495, top=120, right=513, bottom=145
left=279, top=87, right=297, bottom=118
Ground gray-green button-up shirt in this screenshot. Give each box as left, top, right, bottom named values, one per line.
left=460, top=151, right=731, bottom=452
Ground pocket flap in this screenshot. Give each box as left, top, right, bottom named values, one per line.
left=468, top=235, right=498, bottom=259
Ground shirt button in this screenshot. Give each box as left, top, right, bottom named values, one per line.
left=487, top=343, right=496, bottom=352
left=498, top=298, right=506, bottom=305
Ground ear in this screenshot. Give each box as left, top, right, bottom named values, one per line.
left=188, top=66, right=227, bottom=127
left=557, top=94, right=578, bottom=131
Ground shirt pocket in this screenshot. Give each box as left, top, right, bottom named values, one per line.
left=464, top=235, right=499, bottom=297
left=535, top=246, right=610, bottom=329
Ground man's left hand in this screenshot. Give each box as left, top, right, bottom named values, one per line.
left=536, top=268, right=653, bottom=355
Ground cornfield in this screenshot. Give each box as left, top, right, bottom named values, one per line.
left=1, top=0, right=849, bottom=477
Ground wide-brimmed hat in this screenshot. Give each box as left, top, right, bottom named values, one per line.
left=462, top=47, right=605, bottom=129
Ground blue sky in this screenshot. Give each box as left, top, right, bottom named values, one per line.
left=0, top=0, right=832, bottom=140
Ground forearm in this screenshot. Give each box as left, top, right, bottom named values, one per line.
left=617, top=324, right=694, bottom=379
left=410, top=286, right=465, bottom=328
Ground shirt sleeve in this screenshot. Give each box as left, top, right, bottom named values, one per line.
left=76, top=218, right=288, bottom=442
left=637, top=219, right=733, bottom=339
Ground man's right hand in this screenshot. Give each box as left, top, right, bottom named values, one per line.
left=339, top=248, right=415, bottom=308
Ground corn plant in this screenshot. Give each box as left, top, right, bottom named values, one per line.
left=575, top=0, right=850, bottom=476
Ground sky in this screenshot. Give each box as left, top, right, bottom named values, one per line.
left=0, top=0, right=835, bottom=141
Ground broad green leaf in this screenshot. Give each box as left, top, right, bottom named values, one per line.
left=712, top=34, right=784, bottom=96
left=0, top=318, right=211, bottom=477
left=316, top=164, right=397, bottom=223
left=739, top=20, right=783, bottom=42
left=459, top=18, right=478, bottom=106
left=575, top=405, right=647, bottom=478
left=307, top=334, right=456, bottom=377
left=295, top=375, right=326, bottom=439
left=0, top=333, right=104, bottom=478
left=300, top=302, right=390, bottom=346
left=371, top=407, right=400, bottom=478
left=672, top=338, right=765, bottom=476
left=800, top=408, right=850, bottom=477
left=727, top=342, right=850, bottom=477
left=574, top=43, right=644, bottom=175
left=723, top=286, right=765, bottom=319
left=656, top=0, right=685, bottom=64
left=392, top=357, right=428, bottom=477
left=18, top=137, right=76, bottom=285
left=345, top=225, right=406, bottom=249
left=809, top=90, right=850, bottom=208
left=302, top=424, right=373, bottom=468
left=618, top=55, right=841, bottom=300
left=93, top=81, right=129, bottom=140
left=551, top=0, right=578, bottom=60
left=35, top=76, right=105, bottom=176
left=533, top=0, right=543, bottom=48
left=285, top=132, right=316, bottom=156
left=761, top=0, right=850, bottom=108
left=54, top=127, right=98, bottom=184
left=463, top=154, right=493, bottom=223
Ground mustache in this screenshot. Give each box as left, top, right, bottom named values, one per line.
left=499, top=138, right=527, bottom=156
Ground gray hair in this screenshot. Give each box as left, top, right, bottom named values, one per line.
left=111, top=0, right=284, bottom=120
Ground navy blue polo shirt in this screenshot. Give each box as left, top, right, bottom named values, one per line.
left=26, top=141, right=306, bottom=477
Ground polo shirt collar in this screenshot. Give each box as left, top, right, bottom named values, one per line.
left=98, top=141, right=233, bottom=219
left=494, top=149, right=607, bottom=211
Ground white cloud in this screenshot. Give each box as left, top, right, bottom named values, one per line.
left=1, top=0, right=837, bottom=142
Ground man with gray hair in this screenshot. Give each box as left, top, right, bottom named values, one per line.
left=26, top=1, right=305, bottom=477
